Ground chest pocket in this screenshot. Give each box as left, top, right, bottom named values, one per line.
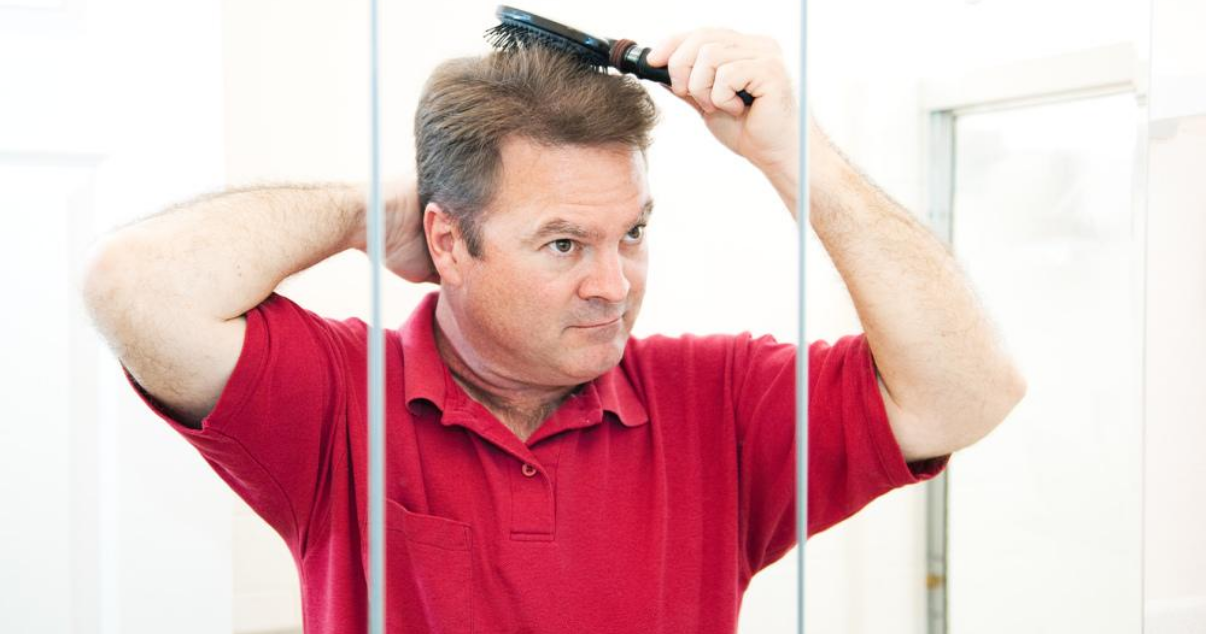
left=385, top=499, right=475, bottom=633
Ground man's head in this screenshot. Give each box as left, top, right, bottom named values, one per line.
left=416, top=46, right=659, bottom=387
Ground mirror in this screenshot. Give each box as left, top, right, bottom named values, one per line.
left=372, top=2, right=802, bottom=632
left=8, top=0, right=1206, bottom=632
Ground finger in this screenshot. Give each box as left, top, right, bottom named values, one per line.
left=711, top=59, right=761, bottom=117
left=645, top=31, right=690, bottom=68
left=649, top=29, right=774, bottom=68
left=688, top=42, right=763, bottom=113
left=665, top=28, right=736, bottom=97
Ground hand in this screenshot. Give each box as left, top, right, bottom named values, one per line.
left=354, top=173, right=439, bottom=284
left=646, top=29, right=799, bottom=175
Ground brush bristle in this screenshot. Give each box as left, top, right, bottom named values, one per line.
left=484, top=22, right=608, bottom=71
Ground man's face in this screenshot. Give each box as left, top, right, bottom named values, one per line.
left=447, top=137, right=651, bottom=387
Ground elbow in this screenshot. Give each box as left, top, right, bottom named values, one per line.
left=1004, top=365, right=1028, bottom=412
left=80, top=235, right=140, bottom=328
left=953, top=366, right=1028, bottom=452
left=82, top=238, right=121, bottom=303
left=975, top=365, right=1028, bottom=442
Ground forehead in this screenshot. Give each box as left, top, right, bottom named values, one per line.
left=486, top=137, right=650, bottom=227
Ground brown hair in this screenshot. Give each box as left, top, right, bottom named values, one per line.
left=415, top=46, right=659, bottom=257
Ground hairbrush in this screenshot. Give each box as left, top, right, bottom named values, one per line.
left=484, top=5, right=755, bottom=107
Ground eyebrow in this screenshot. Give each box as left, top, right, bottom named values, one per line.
left=529, top=199, right=655, bottom=243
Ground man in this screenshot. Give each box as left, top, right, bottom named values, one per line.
left=83, top=28, right=1025, bottom=634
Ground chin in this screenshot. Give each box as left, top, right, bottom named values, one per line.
left=562, top=341, right=626, bottom=382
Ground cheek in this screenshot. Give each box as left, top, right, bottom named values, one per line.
left=625, top=254, right=648, bottom=294
left=628, top=255, right=648, bottom=281
left=471, top=256, right=570, bottom=329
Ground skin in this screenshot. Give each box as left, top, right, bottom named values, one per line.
left=648, top=29, right=1027, bottom=460
left=412, top=29, right=1026, bottom=454
left=425, top=140, right=652, bottom=440
left=84, top=27, right=1025, bottom=459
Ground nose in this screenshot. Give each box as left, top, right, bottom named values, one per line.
left=579, top=247, right=630, bottom=304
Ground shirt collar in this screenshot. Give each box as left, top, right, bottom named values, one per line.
left=398, top=291, right=649, bottom=428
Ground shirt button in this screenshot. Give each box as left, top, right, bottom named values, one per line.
left=521, top=463, right=537, bottom=477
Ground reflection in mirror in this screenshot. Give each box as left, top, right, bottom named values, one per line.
left=374, top=3, right=812, bottom=633
left=20, top=0, right=1206, bottom=632
left=369, top=0, right=1008, bottom=630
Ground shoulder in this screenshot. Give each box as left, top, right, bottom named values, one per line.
left=619, top=331, right=793, bottom=392
left=623, top=331, right=745, bottom=365
left=623, top=331, right=794, bottom=367
left=254, top=292, right=372, bottom=346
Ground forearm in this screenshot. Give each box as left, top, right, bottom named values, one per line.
left=762, top=161, right=799, bottom=216
left=94, top=183, right=365, bottom=322
left=807, top=139, right=1024, bottom=436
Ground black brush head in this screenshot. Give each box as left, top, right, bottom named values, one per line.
left=483, top=5, right=752, bottom=105
left=485, top=5, right=611, bottom=71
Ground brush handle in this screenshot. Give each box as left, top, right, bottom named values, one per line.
left=616, top=41, right=755, bottom=107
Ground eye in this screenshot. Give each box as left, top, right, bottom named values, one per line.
left=548, top=238, right=576, bottom=255
left=625, top=224, right=646, bottom=243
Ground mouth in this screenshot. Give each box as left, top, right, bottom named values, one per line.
left=574, top=316, right=622, bottom=329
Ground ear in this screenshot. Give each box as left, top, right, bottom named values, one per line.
left=424, top=202, right=468, bottom=287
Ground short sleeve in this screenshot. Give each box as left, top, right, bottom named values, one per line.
left=121, top=292, right=364, bottom=555
left=734, top=333, right=949, bottom=578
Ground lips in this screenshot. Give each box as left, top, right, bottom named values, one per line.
left=576, top=317, right=622, bottom=329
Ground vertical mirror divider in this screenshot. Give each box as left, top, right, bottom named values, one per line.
left=796, top=2, right=811, bottom=632
left=367, top=0, right=386, bottom=632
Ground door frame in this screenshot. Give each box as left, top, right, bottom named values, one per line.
left=918, top=42, right=1145, bottom=634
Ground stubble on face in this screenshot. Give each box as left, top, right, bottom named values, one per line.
left=439, top=137, right=651, bottom=393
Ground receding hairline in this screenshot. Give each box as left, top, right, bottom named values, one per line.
left=477, top=133, right=651, bottom=219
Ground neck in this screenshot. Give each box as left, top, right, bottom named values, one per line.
left=432, top=294, right=576, bottom=438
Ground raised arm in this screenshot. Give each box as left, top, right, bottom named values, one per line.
left=81, top=178, right=430, bottom=427
left=648, top=29, right=1026, bottom=461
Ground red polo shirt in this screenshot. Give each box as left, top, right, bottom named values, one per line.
left=124, top=291, right=947, bottom=633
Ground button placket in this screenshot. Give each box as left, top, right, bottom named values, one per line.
left=510, top=458, right=555, bottom=539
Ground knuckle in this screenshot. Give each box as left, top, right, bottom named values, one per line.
left=671, top=70, right=691, bottom=93
left=694, top=28, right=735, bottom=49
left=714, top=64, right=737, bottom=85
left=710, top=85, right=730, bottom=107
left=668, top=46, right=688, bottom=67
left=677, top=32, right=704, bottom=54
